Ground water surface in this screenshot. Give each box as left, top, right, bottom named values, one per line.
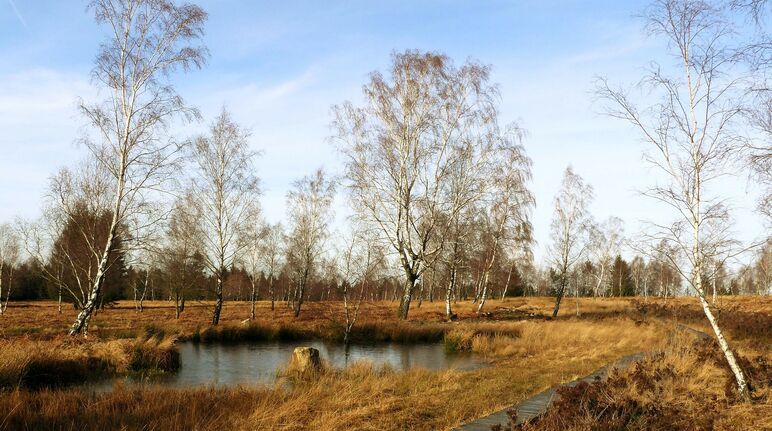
left=92, top=341, right=483, bottom=390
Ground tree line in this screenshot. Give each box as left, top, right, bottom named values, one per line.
left=1, top=216, right=769, bottom=310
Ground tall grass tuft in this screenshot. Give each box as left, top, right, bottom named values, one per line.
left=130, top=325, right=180, bottom=373
left=0, top=338, right=127, bottom=389
left=444, top=323, right=523, bottom=354
left=187, top=320, right=450, bottom=344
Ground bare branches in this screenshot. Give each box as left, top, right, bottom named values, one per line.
left=62, top=0, right=207, bottom=335
left=190, top=109, right=261, bottom=325
left=286, top=169, right=336, bottom=318
left=732, top=0, right=772, bottom=222
left=549, top=166, right=594, bottom=317
left=335, top=225, right=387, bottom=344
left=333, top=50, right=517, bottom=319
left=587, top=217, right=625, bottom=297
left=597, top=0, right=752, bottom=397
left=0, top=223, right=21, bottom=315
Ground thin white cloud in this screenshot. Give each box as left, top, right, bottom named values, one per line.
left=6, top=0, right=28, bottom=30
left=213, top=67, right=318, bottom=108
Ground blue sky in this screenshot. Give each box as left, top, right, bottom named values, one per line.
left=0, top=0, right=766, bottom=264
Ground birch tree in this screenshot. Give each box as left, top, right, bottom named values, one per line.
left=240, top=211, right=266, bottom=320
left=334, top=51, right=500, bottom=319
left=474, top=126, right=534, bottom=313
left=754, top=240, right=772, bottom=294
left=163, top=191, right=203, bottom=318
left=191, top=110, right=260, bottom=325
left=337, top=228, right=386, bottom=345
left=19, top=159, right=125, bottom=322
left=548, top=166, right=593, bottom=318
left=587, top=217, right=625, bottom=297
left=630, top=255, right=648, bottom=298
left=124, top=208, right=167, bottom=312
left=441, top=205, right=474, bottom=319
left=260, top=223, right=285, bottom=311
left=67, top=0, right=207, bottom=335
left=0, top=224, right=20, bottom=315
left=286, top=169, right=335, bottom=318
left=597, top=0, right=752, bottom=397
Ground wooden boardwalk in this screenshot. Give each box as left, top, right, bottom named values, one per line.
left=454, top=324, right=711, bottom=431
left=452, top=352, right=647, bottom=431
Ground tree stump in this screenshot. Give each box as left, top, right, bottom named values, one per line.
left=288, top=347, right=321, bottom=374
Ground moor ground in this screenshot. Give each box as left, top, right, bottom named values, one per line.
left=0, top=297, right=768, bottom=430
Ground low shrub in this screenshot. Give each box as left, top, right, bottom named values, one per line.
left=634, top=300, right=772, bottom=344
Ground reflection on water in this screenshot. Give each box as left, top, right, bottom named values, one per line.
left=90, top=341, right=483, bottom=390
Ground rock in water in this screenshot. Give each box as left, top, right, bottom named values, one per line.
left=289, top=347, right=321, bottom=374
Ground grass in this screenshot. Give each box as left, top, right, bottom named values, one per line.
left=188, top=319, right=449, bottom=344
left=501, top=336, right=771, bottom=430
left=129, top=326, right=180, bottom=373
left=443, top=322, right=523, bottom=353
left=0, top=329, right=180, bottom=390
left=0, top=338, right=127, bottom=390
left=0, top=316, right=669, bottom=430
left=1, top=296, right=768, bottom=340
left=0, top=296, right=768, bottom=430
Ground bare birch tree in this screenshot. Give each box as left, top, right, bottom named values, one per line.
left=260, top=222, right=285, bottom=311
left=441, top=207, right=471, bottom=320
left=286, top=169, right=335, bottom=318
left=732, top=0, right=771, bottom=221
left=191, top=109, right=261, bottom=325
left=629, top=255, right=647, bottom=299
left=587, top=216, right=625, bottom=297
left=334, top=51, right=500, bottom=319
left=240, top=210, right=266, bottom=320
left=549, top=166, right=594, bottom=318
left=597, top=0, right=752, bottom=397
left=475, top=126, right=534, bottom=313
left=336, top=228, right=386, bottom=345
left=67, top=0, right=207, bottom=335
left=163, top=190, right=203, bottom=318
left=0, top=223, right=20, bottom=315
left=18, top=159, right=120, bottom=323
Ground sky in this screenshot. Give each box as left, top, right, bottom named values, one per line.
left=0, top=0, right=767, bottom=264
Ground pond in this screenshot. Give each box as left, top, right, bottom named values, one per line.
left=90, top=341, right=483, bottom=390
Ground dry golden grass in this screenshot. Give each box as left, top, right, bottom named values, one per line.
left=0, top=300, right=472, bottom=340
left=0, top=296, right=768, bottom=340
left=0, top=296, right=768, bottom=430
left=0, top=330, right=179, bottom=390
left=0, top=337, right=129, bottom=389
left=0, top=317, right=670, bottom=430
left=509, top=333, right=771, bottom=431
